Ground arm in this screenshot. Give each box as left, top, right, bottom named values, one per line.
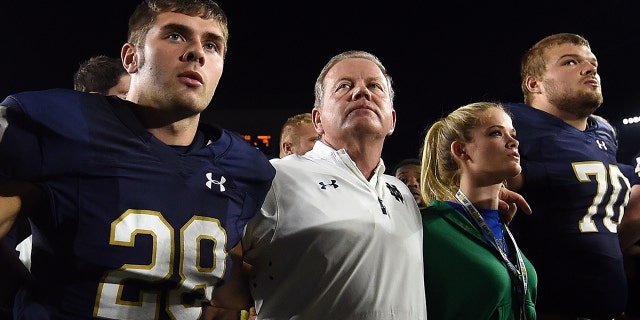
left=0, top=181, right=44, bottom=307
left=619, top=184, right=640, bottom=279
left=0, top=195, right=21, bottom=238
left=0, top=181, right=45, bottom=238
left=210, top=242, right=253, bottom=311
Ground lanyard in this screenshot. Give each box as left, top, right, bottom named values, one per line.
left=454, top=189, right=529, bottom=319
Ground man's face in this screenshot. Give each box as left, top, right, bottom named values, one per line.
left=314, top=58, right=396, bottom=143
left=127, top=11, right=226, bottom=115
left=395, top=164, right=426, bottom=208
left=539, top=43, right=602, bottom=117
left=290, top=123, right=317, bottom=156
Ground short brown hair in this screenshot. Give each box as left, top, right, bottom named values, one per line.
left=127, top=0, right=229, bottom=56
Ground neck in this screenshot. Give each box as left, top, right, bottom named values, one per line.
left=458, top=181, right=502, bottom=210
left=130, top=103, right=200, bottom=145
left=321, top=136, right=384, bottom=180
left=530, top=101, right=589, bottom=130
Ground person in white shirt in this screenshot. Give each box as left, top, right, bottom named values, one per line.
left=242, top=50, right=427, bottom=319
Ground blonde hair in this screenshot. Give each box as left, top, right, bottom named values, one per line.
left=420, top=102, right=508, bottom=203
left=279, top=113, right=314, bottom=157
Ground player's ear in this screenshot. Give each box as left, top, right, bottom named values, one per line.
left=121, top=43, right=138, bottom=73
left=525, top=76, right=540, bottom=94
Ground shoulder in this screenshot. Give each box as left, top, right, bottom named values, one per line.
left=590, top=115, right=618, bottom=138
left=3, top=89, right=106, bottom=116
left=423, top=200, right=453, bottom=213
left=6, top=88, right=91, bottom=105
left=503, top=102, right=544, bottom=127
left=502, top=102, right=532, bottom=117
left=381, top=174, right=410, bottom=192
left=2, top=89, right=116, bottom=135
left=270, top=155, right=311, bottom=178
left=202, top=125, right=275, bottom=181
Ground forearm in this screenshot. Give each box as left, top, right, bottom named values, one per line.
left=0, top=181, right=46, bottom=238
left=0, top=196, right=21, bottom=238
left=210, top=242, right=253, bottom=310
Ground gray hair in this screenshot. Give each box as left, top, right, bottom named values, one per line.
left=313, top=50, right=394, bottom=109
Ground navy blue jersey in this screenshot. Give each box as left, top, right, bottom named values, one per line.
left=620, top=162, right=640, bottom=187
left=632, top=151, right=640, bottom=185
left=626, top=151, right=640, bottom=317
left=505, top=103, right=629, bottom=318
left=0, top=89, right=275, bottom=319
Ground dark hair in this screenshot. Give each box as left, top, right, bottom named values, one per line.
left=73, top=55, right=127, bottom=94
left=392, top=158, right=420, bottom=175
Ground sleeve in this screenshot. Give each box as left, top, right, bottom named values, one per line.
left=0, top=97, right=45, bottom=180
left=242, top=174, right=278, bottom=252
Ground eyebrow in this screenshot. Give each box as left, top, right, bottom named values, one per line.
left=486, top=124, right=515, bottom=131
left=557, top=53, right=598, bottom=65
left=161, top=23, right=225, bottom=44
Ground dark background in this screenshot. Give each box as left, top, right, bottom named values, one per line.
left=3, top=1, right=640, bottom=168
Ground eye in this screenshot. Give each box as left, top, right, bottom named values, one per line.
left=565, top=59, right=578, bottom=66
left=204, top=42, right=218, bottom=52
left=337, top=83, right=352, bottom=90
left=369, top=82, right=384, bottom=91
left=168, top=33, right=183, bottom=41
left=489, top=130, right=502, bottom=137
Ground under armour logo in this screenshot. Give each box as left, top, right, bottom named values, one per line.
left=206, top=173, right=226, bottom=192
left=386, top=183, right=404, bottom=203
left=319, top=180, right=339, bottom=189
left=595, top=139, right=607, bottom=150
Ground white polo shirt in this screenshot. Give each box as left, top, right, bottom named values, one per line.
left=243, top=141, right=427, bottom=319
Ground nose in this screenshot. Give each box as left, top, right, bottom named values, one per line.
left=506, top=136, right=519, bottom=149
left=181, top=46, right=205, bottom=66
left=351, top=82, right=372, bottom=101
left=581, top=61, right=597, bottom=76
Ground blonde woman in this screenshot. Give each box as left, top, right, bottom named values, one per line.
left=420, top=102, right=537, bottom=319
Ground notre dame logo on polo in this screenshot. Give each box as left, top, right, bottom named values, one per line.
left=386, top=183, right=404, bottom=204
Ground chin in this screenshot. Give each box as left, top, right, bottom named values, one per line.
left=502, top=166, right=521, bottom=178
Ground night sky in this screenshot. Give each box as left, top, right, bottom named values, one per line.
left=4, top=1, right=640, bottom=165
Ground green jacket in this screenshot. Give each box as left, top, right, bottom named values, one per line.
left=423, top=200, right=537, bottom=320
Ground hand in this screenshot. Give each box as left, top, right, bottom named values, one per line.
left=248, top=306, right=257, bottom=320
left=498, top=187, right=532, bottom=224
